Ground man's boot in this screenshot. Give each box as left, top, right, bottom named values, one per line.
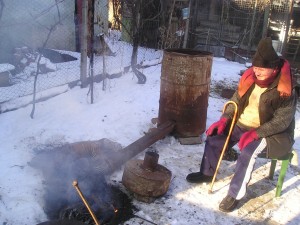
left=219, top=195, right=239, bottom=212
left=186, top=172, right=213, bottom=183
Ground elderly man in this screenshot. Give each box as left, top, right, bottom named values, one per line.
left=186, top=37, right=297, bottom=212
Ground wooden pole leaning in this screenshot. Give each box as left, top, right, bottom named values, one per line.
left=73, top=180, right=100, bottom=225
left=208, top=100, right=238, bottom=194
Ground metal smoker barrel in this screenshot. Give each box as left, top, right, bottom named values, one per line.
left=158, top=49, right=213, bottom=138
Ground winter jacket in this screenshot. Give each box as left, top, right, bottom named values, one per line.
left=222, top=66, right=297, bottom=159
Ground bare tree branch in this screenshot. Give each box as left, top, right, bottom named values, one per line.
left=130, top=0, right=146, bottom=84
left=55, top=0, right=62, bottom=25
left=30, top=1, right=62, bottom=119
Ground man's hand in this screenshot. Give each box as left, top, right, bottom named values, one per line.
left=206, top=117, right=228, bottom=136
left=238, top=129, right=259, bottom=150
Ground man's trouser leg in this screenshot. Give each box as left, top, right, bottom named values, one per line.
left=200, top=126, right=244, bottom=176
left=228, top=138, right=267, bottom=200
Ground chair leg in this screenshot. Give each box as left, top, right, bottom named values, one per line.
left=269, top=159, right=277, bottom=180
left=275, top=159, right=289, bottom=197
left=269, top=152, right=294, bottom=197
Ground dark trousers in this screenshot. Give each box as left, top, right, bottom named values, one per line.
left=200, top=125, right=267, bottom=200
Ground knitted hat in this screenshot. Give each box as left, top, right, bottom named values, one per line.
left=252, top=37, right=280, bottom=68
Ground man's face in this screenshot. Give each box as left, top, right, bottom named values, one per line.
left=253, top=66, right=274, bottom=80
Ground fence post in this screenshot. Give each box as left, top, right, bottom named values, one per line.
left=247, top=0, right=258, bottom=54
left=183, top=0, right=191, bottom=48
left=281, top=1, right=294, bottom=56
left=262, top=3, right=270, bottom=38
left=80, top=0, right=88, bottom=87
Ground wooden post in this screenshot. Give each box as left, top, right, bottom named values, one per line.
left=80, top=0, right=88, bottom=87
left=89, top=0, right=95, bottom=103
left=281, top=0, right=294, bottom=56
left=189, top=0, right=199, bottom=48
left=247, top=0, right=258, bottom=54
left=262, top=3, right=270, bottom=38
left=183, top=0, right=191, bottom=48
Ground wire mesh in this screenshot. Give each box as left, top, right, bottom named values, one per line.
left=189, top=0, right=292, bottom=51
left=0, top=0, right=294, bottom=109
left=0, top=0, right=163, bottom=108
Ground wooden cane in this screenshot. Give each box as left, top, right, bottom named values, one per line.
left=72, top=180, right=100, bottom=225
left=208, top=100, right=238, bottom=194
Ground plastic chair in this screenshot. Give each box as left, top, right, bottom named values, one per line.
left=268, top=151, right=294, bottom=197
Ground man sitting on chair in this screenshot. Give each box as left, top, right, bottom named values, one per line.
left=186, top=37, right=297, bottom=212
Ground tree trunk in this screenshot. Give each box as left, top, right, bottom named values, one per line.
left=131, top=0, right=146, bottom=84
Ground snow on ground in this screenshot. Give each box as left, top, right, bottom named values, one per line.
left=0, top=42, right=300, bottom=225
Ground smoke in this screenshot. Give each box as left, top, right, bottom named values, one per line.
left=29, top=138, right=123, bottom=220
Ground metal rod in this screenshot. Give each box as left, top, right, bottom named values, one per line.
left=134, top=214, right=158, bottom=225
left=208, top=101, right=238, bottom=194
left=72, top=180, right=100, bottom=225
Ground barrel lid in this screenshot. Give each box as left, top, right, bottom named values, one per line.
left=124, top=159, right=172, bottom=181
left=164, top=48, right=213, bottom=57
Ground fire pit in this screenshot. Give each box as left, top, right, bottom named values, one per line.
left=57, top=181, right=137, bottom=225
left=31, top=139, right=137, bottom=225
left=30, top=121, right=174, bottom=224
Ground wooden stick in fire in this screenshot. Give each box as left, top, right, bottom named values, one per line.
left=72, top=180, right=100, bottom=225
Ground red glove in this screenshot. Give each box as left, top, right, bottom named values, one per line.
left=238, top=129, right=259, bottom=150
left=206, top=117, right=228, bottom=136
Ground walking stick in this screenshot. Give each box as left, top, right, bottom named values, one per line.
left=208, top=100, right=238, bottom=194
left=73, top=180, right=100, bottom=225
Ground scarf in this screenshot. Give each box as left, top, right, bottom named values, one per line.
left=238, top=59, right=292, bottom=98
left=253, top=68, right=279, bottom=88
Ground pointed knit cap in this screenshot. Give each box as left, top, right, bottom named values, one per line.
left=252, top=37, right=280, bottom=68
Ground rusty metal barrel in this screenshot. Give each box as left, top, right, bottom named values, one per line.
left=158, top=49, right=213, bottom=138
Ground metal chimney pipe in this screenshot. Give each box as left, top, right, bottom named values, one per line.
left=107, top=121, right=175, bottom=173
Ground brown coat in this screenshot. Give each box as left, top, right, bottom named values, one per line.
left=223, top=72, right=297, bottom=159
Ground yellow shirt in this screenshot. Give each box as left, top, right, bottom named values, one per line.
left=237, top=84, right=267, bottom=128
